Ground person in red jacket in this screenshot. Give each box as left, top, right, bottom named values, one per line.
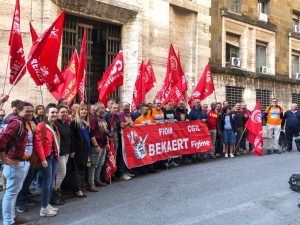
left=34, top=103, right=61, bottom=217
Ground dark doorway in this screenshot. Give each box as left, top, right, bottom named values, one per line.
left=62, top=14, right=121, bottom=103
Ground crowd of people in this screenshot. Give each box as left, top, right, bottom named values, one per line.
left=0, top=93, right=299, bottom=225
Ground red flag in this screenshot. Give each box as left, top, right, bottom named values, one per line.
left=188, top=64, right=215, bottom=106
left=98, top=51, right=124, bottom=106
left=245, top=101, right=263, bottom=156
left=8, top=0, right=26, bottom=85
left=104, top=140, right=117, bottom=180
left=162, top=84, right=184, bottom=106
left=77, top=29, right=87, bottom=102
left=144, top=60, right=156, bottom=94
left=29, top=22, right=38, bottom=43
left=156, top=44, right=183, bottom=103
left=51, top=50, right=79, bottom=104
left=132, top=61, right=146, bottom=112
left=27, top=11, right=65, bottom=92
left=177, top=51, right=187, bottom=93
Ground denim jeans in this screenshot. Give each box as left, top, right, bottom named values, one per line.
left=16, top=165, right=35, bottom=207
left=2, top=161, right=30, bottom=225
left=41, top=155, right=58, bottom=208
left=95, top=148, right=106, bottom=181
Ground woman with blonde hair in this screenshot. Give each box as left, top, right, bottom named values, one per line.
left=70, top=102, right=100, bottom=193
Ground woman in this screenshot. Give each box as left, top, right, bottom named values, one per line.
left=51, top=105, right=72, bottom=205
left=222, top=107, right=236, bottom=158
left=33, top=105, right=45, bottom=125
left=70, top=102, right=99, bottom=193
left=34, top=103, right=60, bottom=217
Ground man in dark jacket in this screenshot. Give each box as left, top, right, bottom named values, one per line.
left=0, top=101, right=34, bottom=225
left=188, top=99, right=208, bottom=122
left=175, top=100, right=189, bottom=121
left=281, top=103, right=300, bottom=152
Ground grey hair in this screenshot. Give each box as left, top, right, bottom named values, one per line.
left=94, top=102, right=104, bottom=112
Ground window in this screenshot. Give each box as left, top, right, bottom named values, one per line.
left=226, top=86, right=244, bottom=107
left=258, top=0, right=269, bottom=15
left=229, top=0, right=242, bottom=13
left=293, top=13, right=300, bottom=27
left=256, top=42, right=267, bottom=72
left=292, top=52, right=300, bottom=78
left=292, top=93, right=300, bottom=105
left=256, top=89, right=271, bottom=110
left=226, top=33, right=240, bottom=64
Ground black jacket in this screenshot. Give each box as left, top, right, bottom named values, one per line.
left=55, top=119, right=72, bottom=156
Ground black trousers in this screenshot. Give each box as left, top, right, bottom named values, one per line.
left=285, top=126, right=300, bottom=152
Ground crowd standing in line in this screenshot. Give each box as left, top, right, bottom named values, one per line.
left=0, top=93, right=298, bottom=225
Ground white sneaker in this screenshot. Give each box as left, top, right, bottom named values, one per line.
left=48, top=204, right=59, bottom=212
left=225, top=153, right=228, bottom=158
left=40, top=207, right=57, bottom=217
left=120, top=174, right=132, bottom=181
left=230, top=153, right=234, bottom=158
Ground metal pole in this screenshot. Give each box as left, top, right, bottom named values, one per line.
left=39, top=86, right=44, bottom=105
left=2, top=54, right=10, bottom=94
left=233, top=128, right=247, bottom=155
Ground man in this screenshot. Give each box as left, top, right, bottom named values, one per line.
left=106, top=99, right=116, bottom=114
left=90, top=102, right=110, bottom=187
left=207, top=103, right=219, bottom=159
left=202, top=104, right=209, bottom=113
left=232, top=103, right=246, bottom=155
left=215, top=102, right=224, bottom=157
left=135, top=104, right=154, bottom=125
left=175, top=100, right=189, bottom=122
left=149, top=99, right=164, bottom=123
left=163, top=101, right=176, bottom=122
left=241, top=103, right=252, bottom=152
left=281, top=103, right=300, bottom=152
left=265, top=98, right=284, bottom=154
left=0, top=101, right=34, bottom=225
left=131, top=103, right=143, bottom=122
left=118, top=102, right=135, bottom=179
left=3, top=99, right=22, bottom=124
left=188, top=99, right=208, bottom=161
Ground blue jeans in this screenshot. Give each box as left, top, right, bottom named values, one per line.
left=41, top=155, right=57, bottom=208
left=16, top=166, right=35, bottom=207
left=2, top=161, right=30, bottom=225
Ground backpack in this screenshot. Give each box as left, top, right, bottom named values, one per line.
left=0, top=119, right=24, bottom=149
left=288, top=174, right=300, bottom=193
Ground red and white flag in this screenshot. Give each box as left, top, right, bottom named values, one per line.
left=131, top=61, right=145, bottom=112
left=144, top=60, right=156, bottom=94
left=98, top=51, right=124, bottom=106
left=177, top=51, right=187, bottom=93
left=245, top=101, right=263, bottom=156
left=156, top=44, right=183, bottom=103
left=104, top=140, right=117, bottom=181
left=8, top=0, right=26, bottom=85
left=77, top=29, right=87, bottom=102
left=188, top=64, right=215, bottom=106
left=27, top=11, right=65, bottom=92
left=51, top=50, right=79, bottom=104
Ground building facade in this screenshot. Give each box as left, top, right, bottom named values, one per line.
left=0, top=0, right=211, bottom=110
left=210, top=0, right=300, bottom=110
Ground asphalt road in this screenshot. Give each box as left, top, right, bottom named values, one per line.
left=3, top=151, right=300, bottom=225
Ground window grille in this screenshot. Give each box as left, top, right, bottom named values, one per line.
left=292, top=93, right=300, bottom=106
left=225, top=86, right=244, bottom=107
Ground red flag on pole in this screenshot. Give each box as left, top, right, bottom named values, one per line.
left=188, top=64, right=215, bottom=106
left=77, top=29, right=87, bottom=102
left=104, top=140, right=117, bottom=181
left=51, top=50, right=79, bottom=104
left=132, top=61, right=145, bottom=112
left=144, top=60, right=156, bottom=94
left=245, top=101, right=264, bottom=156
left=177, top=51, right=187, bottom=93
left=29, top=22, right=38, bottom=43
left=97, top=51, right=124, bottom=106
left=27, top=11, right=65, bottom=91
left=156, top=44, right=183, bottom=103
left=8, top=0, right=26, bottom=85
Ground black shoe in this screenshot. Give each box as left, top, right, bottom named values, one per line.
left=147, top=168, right=159, bottom=173
left=13, top=216, right=28, bottom=224
left=25, top=198, right=39, bottom=206
left=15, top=205, right=28, bottom=213
left=51, top=190, right=65, bottom=205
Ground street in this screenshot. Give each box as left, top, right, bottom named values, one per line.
left=9, top=151, right=300, bottom=225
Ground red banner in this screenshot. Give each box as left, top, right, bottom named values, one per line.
left=77, top=29, right=87, bottom=102
left=104, top=140, right=117, bottom=181
left=144, top=60, right=156, bottom=94
left=122, top=120, right=212, bottom=169
left=131, top=61, right=145, bottom=112
left=9, top=0, right=26, bottom=85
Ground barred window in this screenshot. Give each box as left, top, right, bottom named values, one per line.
left=256, top=42, right=267, bottom=73
left=256, top=89, right=271, bottom=111
left=292, top=93, right=300, bottom=106
left=226, top=86, right=244, bottom=107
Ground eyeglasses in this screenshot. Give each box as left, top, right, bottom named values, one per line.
left=272, top=101, right=278, bottom=103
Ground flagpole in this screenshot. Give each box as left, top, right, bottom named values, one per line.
left=39, top=86, right=44, bottom=105
left=2, top=54, right=10, bottom=94
left=233, top=128, right=247, bottom=155
left=213, top=90, right=217, bottom=103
